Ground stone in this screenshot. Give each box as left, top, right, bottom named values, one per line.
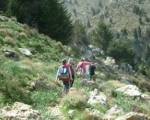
left=141, top=94, right=150, bottom=101
left=0, top=102, right=41, bottom=120
left=3, top=48, right=19, bottom=60
left=68, top=110, right=76, bottom=118
left=49, top=106, right=65, bottom=120
left=88, top=89, right=107, bottom=105
left=18, top=48, right=32, bottom=57
left=103, top=105, right=124, bottom=119
left=116, top=85, right=141, bottom=97
left=116, top=112, right=150, bottom=120
left=81, top=79, right=96, bottom=86
left=103, top=57, right=116, bottom=66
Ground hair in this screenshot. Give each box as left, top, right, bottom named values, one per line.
left=62, top=59, right=67, bottom=65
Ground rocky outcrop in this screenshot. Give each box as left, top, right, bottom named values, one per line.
left=115, top=85, right=141, bottom=97
left=88, top=89, right=107, bottom=106
left=0, top=102, right=41, bottom=120
left=116, top=112, right=150, bottom=120
left=18, top=48, right=32, bottom=57
left=103, top=105, right=124, bottom=120
left=49, top=106, right=65, bottom=120
left=3, top=48, right=19, bottom=60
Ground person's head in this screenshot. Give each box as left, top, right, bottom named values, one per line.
left=81, top=57, right=85, bottom=61
left=62, top=59, right=67, bottom=65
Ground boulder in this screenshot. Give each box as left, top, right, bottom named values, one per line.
left=18, top=48, right=32, bottom=57
left=3, top=48, right=19, bottom=60
left=115, top=85, right=141, bottom=97
left=103, top=57, right=116, bottom=66
left=116, top=112, right=150, bottom=120
left=103, top=105, right=124, bottom=119
left=81, top=79, right=96, bottom=87
left=0, top=102, right=41, bottom=120
left=88, top=89, right=107, bottom=105
left=141, top=94, right=150, bottom=101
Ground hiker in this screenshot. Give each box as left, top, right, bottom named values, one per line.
left=89, top=63, right=96, bottom=81
left=67, top=58, right=75, bottom=87
left=56, top=59, right=72, bottom=94
left=76, top=58, right=91, bottom=80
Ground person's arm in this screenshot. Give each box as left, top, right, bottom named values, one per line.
left=56, top=67, right=60, bottom=80
left=76, top=62, right=82, bottom=72
left=69, top=66, right=73, bottom=80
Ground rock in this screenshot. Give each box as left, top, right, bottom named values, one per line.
left=0, top=102, right=41, bottom=120
left=116, top=112, right=150, bottom=120
left=81, top=79, right=96, bottom=87
left=85, top=108, right=103, bottom=120
left=3, top=48, right=19, bottom=60
left=116, top=85, right=141, bottom=97
left=0, top=15, right=8, bottom=21
left=88, top=89, right=107, bottom=105
left=68, top=110, right=76, bottom=119
left=103, top=105, right=124, bottom=119
left=103, top=57, right=116, bottom=66
left=141, top=94, right=150, bottom=101
left=18, top=48, right=32, bottom=57
left=49, top=106, right=65, bottom=120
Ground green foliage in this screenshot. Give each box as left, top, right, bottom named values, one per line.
left=0, top=0, right=8, bottom=11
left=107, top=40, right=135, bottom=65
left=71, top=21, right=89, bottom=56
left=31, top=90, right=61, bottom=108
left=91, top=22, right=113, bottom=51
left=0, top=60, right=33, bottom=104
left=114, top=93, right=150, bottom=114
left=8, top=0, right=72, bottom=44
left=62, top=89, right=87, bottom=109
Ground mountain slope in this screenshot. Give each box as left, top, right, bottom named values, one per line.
left=0, top=13, right=150, bottom=119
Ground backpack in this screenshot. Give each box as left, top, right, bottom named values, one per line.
left=58, top=65, right=70, bottom=81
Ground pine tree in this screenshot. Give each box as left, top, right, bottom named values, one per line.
left=8, top=0, right=72, bottom=44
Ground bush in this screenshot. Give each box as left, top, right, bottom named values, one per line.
left=107, top=40, right=135, bottom=65
left=8, top=0, right=72, bottom=44
left=0, top=60, right=34, bottom=104
left=62, top=89, right=87, bottom=109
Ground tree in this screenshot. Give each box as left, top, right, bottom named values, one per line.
left=8, top=0, right=72, bottom=44
left=0, top=0, right=8, bottom=11
left=91, top=22, right=113, bottom=52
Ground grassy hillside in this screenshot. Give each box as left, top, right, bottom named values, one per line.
left=0, top=14, right=67, bottom=108
left=0, top=14, right=150, bottom=119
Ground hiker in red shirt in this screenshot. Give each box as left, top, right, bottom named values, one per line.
left=76, top=58, right=91, bottom=80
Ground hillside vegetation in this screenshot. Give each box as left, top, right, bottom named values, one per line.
left=0, top=15, right=149, bottom=120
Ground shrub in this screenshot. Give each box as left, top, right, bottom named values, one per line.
left=8, top=0, right=72, bottom=44
left=107, top=40, right=135, bottom=65
left=62, top=89, right=87, bottom=109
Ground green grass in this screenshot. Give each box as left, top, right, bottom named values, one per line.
left=113, top=93, right=150, bottom=114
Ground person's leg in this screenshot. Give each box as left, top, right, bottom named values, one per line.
left=71, top=75, right=74, bottom=87
left=63, top=82, right=70, bottom=94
